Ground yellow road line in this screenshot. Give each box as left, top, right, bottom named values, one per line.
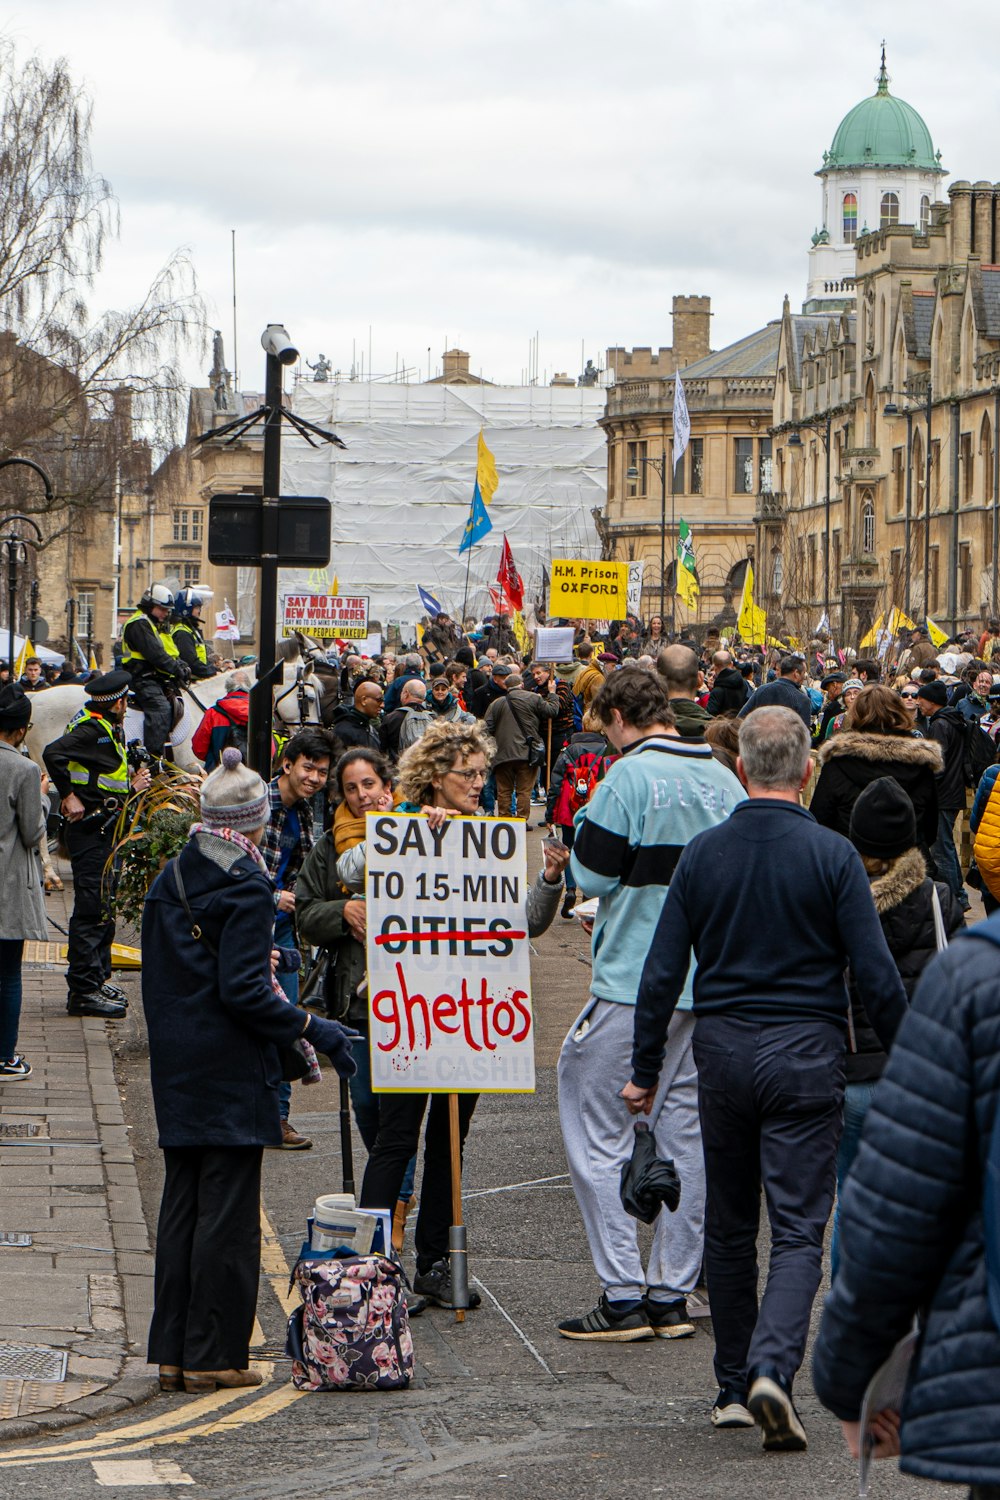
left=0, top=1198, right=301, bottom=1469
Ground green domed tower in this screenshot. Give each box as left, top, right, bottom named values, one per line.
left=805, top=49, right=946, bottom=312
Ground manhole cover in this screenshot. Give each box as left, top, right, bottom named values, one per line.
left=0, top=1345, right=67, bottom=1380
left=0, top=1123, right=40, bottom=1137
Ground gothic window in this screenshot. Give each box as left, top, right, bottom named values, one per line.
left=759, top=438, right=773, bottom=493
left=771, top=548, right=784, bottom=596
left=919, top=195, right=930, bottom=233
left=689, top=438, right=704, bottom=495
left=892, top=447, right=905, bottom=513
left=735, top=437, right=754, bottom=494
left=880, top=192, right=899, bottom=228
left=961, top=432, right=974, bottom=504
left=861, top=491, right=876, bottom=555
left=959, top=542, right=973, bottom=612
left=843, top=193, right=858, bottom=243
left=982, top=413, right=995, bottom=505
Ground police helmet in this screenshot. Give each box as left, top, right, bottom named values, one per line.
left=173, top=588, right=203, bottom=621
left=140, top=583, right=174, bottom=615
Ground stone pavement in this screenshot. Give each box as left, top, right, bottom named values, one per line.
left=0, top=866, right=157, bottom=1440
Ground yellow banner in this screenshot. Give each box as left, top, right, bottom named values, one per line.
left=13, top=637, right=33, bottom=679
left=737, top=564, right=767, bottom=645
left=549, top=559, right=628, bottom=621
left=860, top=612, right=884, bottom=650
left=926, top=615, right=948, bottom=648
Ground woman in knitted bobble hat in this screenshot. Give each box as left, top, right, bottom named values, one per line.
left=140, top=747, right=357, bottom=1395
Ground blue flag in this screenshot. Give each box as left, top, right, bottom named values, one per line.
left=417, top=585, right=443, bottom=617
left=458, top=482, right=493, bottom=555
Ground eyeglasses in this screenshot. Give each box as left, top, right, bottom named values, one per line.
left=447, top=767, right=487, bottom=784
left=900, top=693, right=919, bottom=701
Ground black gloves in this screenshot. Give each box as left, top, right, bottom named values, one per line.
left=306, top=1015, right=360, bottom=1079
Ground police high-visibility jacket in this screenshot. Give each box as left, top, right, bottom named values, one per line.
left=172, top=620, right=216, bottom=678
left=121, top=610, right=180, bottom=679
left=43, top=708, right=130, bottom=814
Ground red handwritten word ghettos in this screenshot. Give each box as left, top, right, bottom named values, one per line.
left=372, top=962, right=531, bottom=1054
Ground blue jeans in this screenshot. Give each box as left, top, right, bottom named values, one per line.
left=560, top=824, right=576, bottom=893
left=275, top=911, right=300, bottom=1121
left=0, top=939, right=25, bottom=1060
left=349, top=1032, right=416, bottom=1202
left=933, top=807, right=969, bottom=909
left=830, top=1080, right=877, bottom=1279
left=480, top=772, right=496, bottom=815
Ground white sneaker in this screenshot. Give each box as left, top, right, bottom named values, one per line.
left=711, top=1389, right=755, bottom=1429
left=747, top=1375, right=808, bottom=1452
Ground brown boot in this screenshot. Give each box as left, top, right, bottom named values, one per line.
left=391, top=1193, right=417, bottom=1253
left=279, top=1119, right=312, bottom=1150
left=158, top=1365, right=183, bottom=1392
left=182, top=1368, right=263, bottom=1394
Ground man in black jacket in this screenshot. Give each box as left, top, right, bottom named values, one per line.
left=623, top=706, right=907, bottom=1452
left=737, top=653, right=812, bottom=729
left=916, top=679, right=971, bottom=912
left=43, top=672, right=151, bottom=1016
left=330, top=680, right=383, bottom=753
left=706, top=651, right=750, bottom=716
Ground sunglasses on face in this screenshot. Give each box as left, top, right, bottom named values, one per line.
left=901, top=692, right=919, bottom=700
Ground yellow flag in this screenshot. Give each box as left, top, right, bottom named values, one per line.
left=13, top=637, right=33, bottom=679
left=89, top=650, right=98, bottom=671
left=476, top=430, right=499, bottom=506
left=860, top=612, right=884, bottom=650
left=330, top=574, right=339, bottom=597
left=511, top=611, right=530, bottom=655
left=675, top=518, right=699, bottom=610
left=888, top=605, right=917, bottom=635
left=737, top=564, right=767, bottom=645
left=926, top=616, right=948, bottom=648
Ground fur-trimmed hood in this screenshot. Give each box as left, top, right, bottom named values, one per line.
left=818, top=729, right=943, bottom=773
left=868, top=846, right=927, bottom=915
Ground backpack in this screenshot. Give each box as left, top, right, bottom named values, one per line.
left=571, top=692, right=584, bottom=733
left=286, top=1252, right=413, bottom=1391
left=959, top=715, right=996, bottom=789
left=566, top=748, right=618, bottom=818
left=214, top=702, right=248, bottom=762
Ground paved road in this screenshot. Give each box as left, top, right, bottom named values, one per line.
left=0, top=829, right=963, bottom=1499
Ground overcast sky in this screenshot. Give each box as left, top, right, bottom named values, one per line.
left=5, top=0, right=1000, bottom=399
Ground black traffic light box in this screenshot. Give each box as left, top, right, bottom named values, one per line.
left=207, top=493, right=331, bottom=567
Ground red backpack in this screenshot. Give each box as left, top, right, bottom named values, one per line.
left=555, top=748, right=618, bottom=823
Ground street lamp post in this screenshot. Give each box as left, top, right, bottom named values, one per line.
left=626, top=451, right=670, bottom=632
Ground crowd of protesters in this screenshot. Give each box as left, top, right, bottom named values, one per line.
left=4, top=598, right=999, bottom=1491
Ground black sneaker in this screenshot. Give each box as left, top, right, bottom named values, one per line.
left=412, top=1258, right=482, bottom=1310
left=644, top=1297, right=695, bottom=1339
left=711, top=1387, right=755, bottom=1429
left=560, top=892, right=576, bottom=919
left=100, top=982, right=128, bottom=1005
left=558, top=1294, right=653, bottom=1342
left=747, top=1372, right=808, bottom=1452
left=0, top=1054, right=31, bottom=1080
left=67, top=993, right=126, bottom=1018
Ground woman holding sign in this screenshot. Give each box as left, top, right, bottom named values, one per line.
left=350, top=720, right=568, bottom=1309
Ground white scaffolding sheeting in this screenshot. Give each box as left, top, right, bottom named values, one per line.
left=276, top=382, right=607, bottom=624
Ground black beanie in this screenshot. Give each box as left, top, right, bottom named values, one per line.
left=916, top=679, right=947, bottom=708
left=849, top=776, right=917, bottom=860
left=0, top=684, right=31, bottom=729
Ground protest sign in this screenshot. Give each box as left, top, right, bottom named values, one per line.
left=365, top=812, right=533, bottom=1093
left=549, top=559, right=628, bottom=620
left=534, top=626, right=575, bottom=662
left=281, top=594, right=369, bottom=639
left=626, top=561, right=645, bottom=618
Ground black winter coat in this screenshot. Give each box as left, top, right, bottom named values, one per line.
left=813, top=917, right=1000, bottom=1488
left=810, top=730, right=941, bottom=855
left=846, top=847, right=962, bottom=1082
left=141, top=835, right=305, bottom=1148
left=331, top=705, right=381, bottom=752
left=706, top=667, right=749, bottom=717
left=925, top=704, right=968, bottom=811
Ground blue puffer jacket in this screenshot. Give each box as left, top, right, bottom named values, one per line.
left=812, top=917, right=1000, bottom=1488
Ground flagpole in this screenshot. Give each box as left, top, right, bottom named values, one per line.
left=669, top=442, right=676, bottom=639
left=460, top=493, right=476, bottom=625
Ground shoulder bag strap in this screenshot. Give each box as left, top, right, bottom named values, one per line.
left=171, top=857, right=219, bottom=957
left=930, top=884, right=949, bottom=954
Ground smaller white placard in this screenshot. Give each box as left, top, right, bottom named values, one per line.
left=534, top=626, right=575, bottom=663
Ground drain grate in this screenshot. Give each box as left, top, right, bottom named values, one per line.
left=0, top=1232, right=31, bottom=1248
left=0, top=1123, right=40, bottom=1137
left=0, top=1345, right=67, bottom=1381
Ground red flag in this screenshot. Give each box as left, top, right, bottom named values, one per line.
left=496, top=534, right=524, bottom=611
left=488, top=586, right=514, bottom=617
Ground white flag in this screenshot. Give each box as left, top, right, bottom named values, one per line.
left=673, top=372, right=691, bottom=466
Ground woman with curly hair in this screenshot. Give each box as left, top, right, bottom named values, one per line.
left=347, top=719, right=569, bottom=1308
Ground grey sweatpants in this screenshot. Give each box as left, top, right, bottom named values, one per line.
left=558, top=997, right=705, bottom=1302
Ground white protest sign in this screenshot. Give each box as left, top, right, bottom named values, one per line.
left=281, top=594, right=369, bottom=639
left=626, top=561, right=645, bottom=618
left=534, top=626, right=575, bottom=662
left=365, top=812, right=533, bottom=1093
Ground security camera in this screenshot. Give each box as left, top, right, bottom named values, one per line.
left=260, top=324, right=299, bottom=366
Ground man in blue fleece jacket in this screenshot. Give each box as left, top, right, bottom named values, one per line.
left=557, top=667, right=745, bottom=1345
left=624, top=706, right=907, bottom=1452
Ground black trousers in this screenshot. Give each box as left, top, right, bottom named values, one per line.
left=148, top=1146, right=262, bottom=1371
left=693, top=1015, right=845, bottom=1394
left=360, top=1093, right=477, bottom=1273
left=132, top=676, right=173, bottom=757
left=65, top=820, right=117, bottom=999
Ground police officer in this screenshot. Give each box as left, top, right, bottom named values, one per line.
left=43, top=672, right=151, bottom=1017
left=121, top=585, right=189, bottom=757
left=171, top=589, right=217, bottom=680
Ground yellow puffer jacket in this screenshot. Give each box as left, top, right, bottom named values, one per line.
left=972, top=763, right=1000, bottom=899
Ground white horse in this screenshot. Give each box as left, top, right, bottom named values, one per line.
left=273, top=637, right=325, bottom=730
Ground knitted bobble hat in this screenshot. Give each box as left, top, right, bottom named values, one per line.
left=199, top=747, right=269, bottom=832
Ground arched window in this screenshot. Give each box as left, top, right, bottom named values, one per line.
left=981, top=412, right=994, bottom=501
left=843, top=192, right=858, bottom=243
left=919, top=195, right=930, bottom=233
left=880, top=192, right=899, bottom=228
left=861, top=492, right=876, bottom=555
left=771, top=548, right=784, bottom=596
